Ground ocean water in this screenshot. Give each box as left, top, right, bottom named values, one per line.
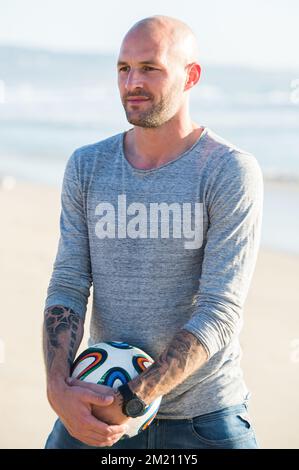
left=0, top=45, right=298, bottom=253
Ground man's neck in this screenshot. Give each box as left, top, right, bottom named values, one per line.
left=124, top=121, right=204, bottom=171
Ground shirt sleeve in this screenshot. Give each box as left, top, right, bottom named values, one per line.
left=44, top=150, right=92, bottom=320
left=183, top=150, right=264, bottom=359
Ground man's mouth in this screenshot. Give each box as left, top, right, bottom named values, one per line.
left=126, top=97, right=150, bottom=103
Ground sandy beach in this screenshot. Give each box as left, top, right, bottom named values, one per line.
left=0, top=181, right=298, bottom=449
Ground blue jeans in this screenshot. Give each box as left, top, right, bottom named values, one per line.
left=45, top=403, right=259, bottom=449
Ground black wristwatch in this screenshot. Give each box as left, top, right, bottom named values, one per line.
left=118, top=383, right=147, bottom=418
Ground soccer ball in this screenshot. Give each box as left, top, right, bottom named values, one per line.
left=70, top=341, right=162, bottom=439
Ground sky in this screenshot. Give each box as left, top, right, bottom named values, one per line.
left=1, top=0, right=299, bottom=68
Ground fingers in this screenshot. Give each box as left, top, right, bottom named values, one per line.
left=67, top=415, right=128, bottom=448
left=61, top=382, right=128, bottom=447
left=86, top=414, right=129, bottom=437
left=80, top=389, right=115, bottom=407
left=80, top=434, right=122, bottom=448
left=67, top=377, right=113, bottom=394
left=68, top=429, right=124, bottom=448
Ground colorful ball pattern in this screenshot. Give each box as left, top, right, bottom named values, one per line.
left=70, top=341, right=162, bottom=439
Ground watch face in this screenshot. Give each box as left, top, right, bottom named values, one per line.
left=127, top=398, right=146, bottom=417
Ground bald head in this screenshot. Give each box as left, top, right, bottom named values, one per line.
left=122, top=15, right=199, bottom=67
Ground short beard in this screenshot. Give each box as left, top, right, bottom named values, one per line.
left=123, top=83, right=182, bottom=128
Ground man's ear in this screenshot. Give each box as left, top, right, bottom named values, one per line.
left=184, top=63, right=201, bottom=91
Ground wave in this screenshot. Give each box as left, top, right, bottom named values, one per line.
left=0, top=82, right=296, bottom=109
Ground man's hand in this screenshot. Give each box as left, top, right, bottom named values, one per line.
left=66, top=377, right=133, bottom=426
left=47, top=378, right=129, bottom=447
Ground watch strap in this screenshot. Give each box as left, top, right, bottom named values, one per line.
left=118, top=382, right=135, bottom=403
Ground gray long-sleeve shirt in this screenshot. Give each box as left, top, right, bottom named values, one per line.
left=44, top=126, right=263, bottom=419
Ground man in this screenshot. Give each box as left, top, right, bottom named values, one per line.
left=43, top=15, right=263, bottom=449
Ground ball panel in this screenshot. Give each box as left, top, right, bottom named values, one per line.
left=100, top=367, right=131, bottom=387
left=70, top=348, right=108, bottom=380
left=132, top=355, right=153, bottom=373
left=106, top=341, right=133, bottom=349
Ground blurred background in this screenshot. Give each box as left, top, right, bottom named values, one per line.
left=0, top=0, right=298, bottom=449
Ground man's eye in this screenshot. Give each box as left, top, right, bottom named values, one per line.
left=118, top=66, right=156, bottom=72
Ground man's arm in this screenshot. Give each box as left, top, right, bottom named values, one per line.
left=43, top=305, right=82, bottom=381
left=127, top=329, right=208, bottom=404
left=44, top=150, right=92, bottom=385
left=43, top=150, right=129, bottom=446
left=42, top=303, right=108, bottom=409
left=44, top=150, right=92, bottom=319
left=43, top=304, right=128, bottom=446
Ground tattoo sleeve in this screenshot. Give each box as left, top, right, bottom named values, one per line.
left=128, top=329, right=208, bottom=405
left=43, top=305, right=84, bottom=380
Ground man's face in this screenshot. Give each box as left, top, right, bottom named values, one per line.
left=117, top=28, right=186, bottom=128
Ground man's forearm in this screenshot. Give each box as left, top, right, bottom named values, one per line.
left=43, top=305, right=84, bottom=387
left=128, top=329, right=208, bottom=405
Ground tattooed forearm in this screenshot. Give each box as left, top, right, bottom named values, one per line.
left=129, top=329, right=208, bottom=405
left=43, top=305, right=83, bottom=374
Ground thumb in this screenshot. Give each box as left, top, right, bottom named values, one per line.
left=83, top=390, right=114, bottom=407
left=66, top=377, right=80, bottom=386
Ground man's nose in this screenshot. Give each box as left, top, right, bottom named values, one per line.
left=125, top=70, right=144, bottom=91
